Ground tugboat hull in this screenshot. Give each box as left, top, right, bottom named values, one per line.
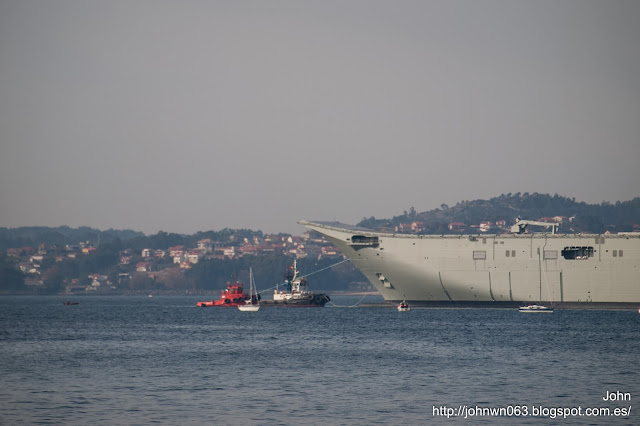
left=261, top=294, right=330, bottom=307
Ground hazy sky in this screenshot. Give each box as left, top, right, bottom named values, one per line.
left=1, top=1, right=639, bottom=235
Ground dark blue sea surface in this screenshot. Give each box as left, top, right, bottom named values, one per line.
left=1, top=295, right=638, bottom=425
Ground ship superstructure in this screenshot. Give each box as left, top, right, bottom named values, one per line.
left=300, top=220, right=640, bottom=308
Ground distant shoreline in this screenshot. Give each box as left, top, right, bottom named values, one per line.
left=0, top=290, right=382, bottom=297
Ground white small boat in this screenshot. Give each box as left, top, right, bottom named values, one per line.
left=238, top=304, right=260, bottom=312
left=397, top=300, right=410, bottom=312
left=519, top=304, right=553, bottom=313
left=238, top=268, right=260, bottom=312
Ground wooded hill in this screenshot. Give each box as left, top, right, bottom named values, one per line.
left=357, top=193, right=640, bottom=234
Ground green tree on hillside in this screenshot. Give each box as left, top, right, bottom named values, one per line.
left=0, top=256, right=27, bottom=294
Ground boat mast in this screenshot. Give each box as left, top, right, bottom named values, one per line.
left=292, top=259, right=299, bottom=281
left=249, top=267, right=255, bottom=304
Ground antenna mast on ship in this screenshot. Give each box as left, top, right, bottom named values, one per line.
left=511, top=217, right=559, bottom=234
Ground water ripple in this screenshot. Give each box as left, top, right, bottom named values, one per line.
left=0, top=296, right=639, bottom=425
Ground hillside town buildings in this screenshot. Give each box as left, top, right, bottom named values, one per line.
left=4, top=230, right=344, bottom=293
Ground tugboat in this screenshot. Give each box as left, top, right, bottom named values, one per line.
left=262, top=260, right=330, bottom=307
left=196, top=278, right=252, bottom=307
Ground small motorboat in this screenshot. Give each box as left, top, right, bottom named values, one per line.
left=519, top=304, right=553, bottom=313
left=397, top=300, right=410, bottom=312
left=63, top=301, right=79, bottom=306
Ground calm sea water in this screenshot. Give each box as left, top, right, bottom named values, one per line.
left=1, top=295, right=638, bottom=425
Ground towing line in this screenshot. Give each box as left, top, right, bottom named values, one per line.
left=256, top=258, right=351, bottom=296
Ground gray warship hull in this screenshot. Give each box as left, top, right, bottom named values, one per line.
left=300, top=221, right=640, bottom=309
left=260, top=295, right=330, bottom=307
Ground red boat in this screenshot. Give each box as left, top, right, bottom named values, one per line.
left=63, top=301, right=79, bottom=306
left=196, top=280, right=253, bottom=307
